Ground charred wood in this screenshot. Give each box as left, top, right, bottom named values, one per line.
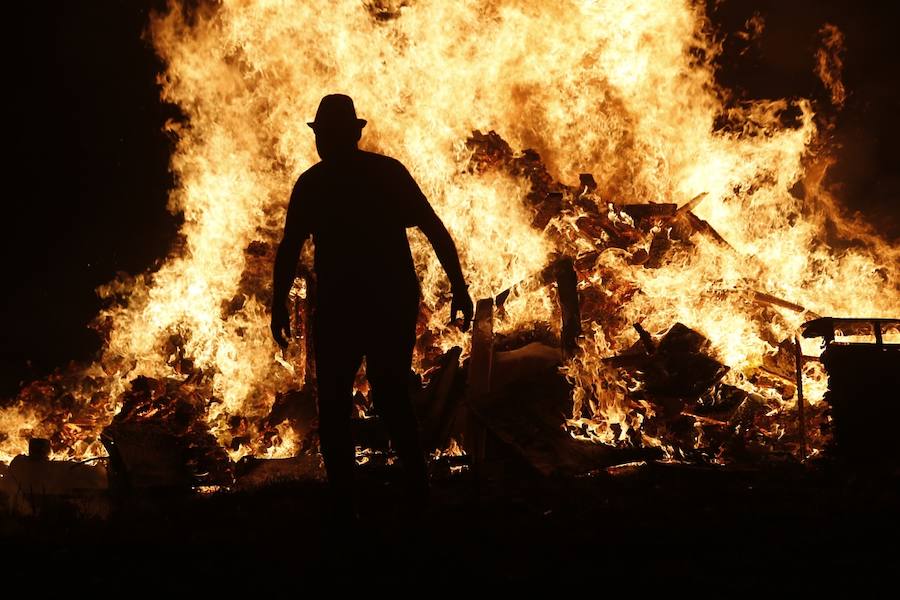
left=620, top=202, right=677, bottom=221
left=793, top=336, right=807, bottom=460
left=234, top=454, right=324, bottom=488
left=684, top=211, right=733, bottom=249
left=555, top=257, right=582, bottom=358
left=464, top=299, right=495, bottom=468
left=419, top=346, right=464, bottom=450
left=468, top=299, right=495, bottom=400
left=101, top=376, right=234, bottom=491
left=695, top=383, right=750, bottom=418
left=633, top=322, right=656, bottom=354
left=472, top=366, right=662, bottom=475
left=751, top=290, right=809, bottom=314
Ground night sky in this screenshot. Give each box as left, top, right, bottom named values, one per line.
left=3, top=0, right=898, bottom=397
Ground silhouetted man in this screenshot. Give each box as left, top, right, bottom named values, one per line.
left=271, top=94, right=473, bottom=517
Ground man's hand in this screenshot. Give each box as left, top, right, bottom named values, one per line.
left=271, top=303, right=291, bottom=349
left=450, top=286, right=474, bottom=332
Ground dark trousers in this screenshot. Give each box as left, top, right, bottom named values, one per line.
left=313, top=296, right=427, bottom=509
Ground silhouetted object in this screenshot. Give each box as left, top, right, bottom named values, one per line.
left=271, top=94, right=473, bottom=516
left=802, top=317, right=900, bottom=465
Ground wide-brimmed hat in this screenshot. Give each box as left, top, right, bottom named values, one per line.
left=307, top=94, right=367, bottom=130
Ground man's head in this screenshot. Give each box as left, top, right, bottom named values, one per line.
left=308, top=94, right=366, bottom=161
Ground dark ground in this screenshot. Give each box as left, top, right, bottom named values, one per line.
left=2, top=448, right=898, bottom=590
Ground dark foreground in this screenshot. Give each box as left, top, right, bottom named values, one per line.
left=1, top=451, right=897, bottom=591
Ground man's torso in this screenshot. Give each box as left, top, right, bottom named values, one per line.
left=292, top=151, right=423, bottom=316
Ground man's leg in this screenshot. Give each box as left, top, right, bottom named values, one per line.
left=366, top=312, right=428, bottom=506
left=314, top=322, right=363, bottom=516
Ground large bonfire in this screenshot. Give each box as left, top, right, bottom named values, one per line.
left=2, top=0, right=898, bottom=468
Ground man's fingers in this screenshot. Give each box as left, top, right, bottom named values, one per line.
left=461, top=299, right=473, bottom=332
left=271, top=319, right=290, bottom=348
left=449, top=303, right=473, bottom=332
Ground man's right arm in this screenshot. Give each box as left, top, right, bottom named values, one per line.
left=392, top=159, right=473, bottom=330
left=271, top=180, right=311, bottom=347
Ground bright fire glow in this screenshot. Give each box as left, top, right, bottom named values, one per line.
left=1, top=0, right=898, bottom=464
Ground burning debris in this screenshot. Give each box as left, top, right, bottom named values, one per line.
left=462, top=129, right=837, bottom=465
left=2, top=1, right=900, bottom=500
left=102, top=375, right=234, bottom=491
left=0, top=439, right=107, bottom=517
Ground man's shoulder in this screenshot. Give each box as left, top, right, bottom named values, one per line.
left=359, top=150, right=406, bottom=171
left=290, top=161, right=328, bottom=198
left=296, top=160, right=326, bottom=182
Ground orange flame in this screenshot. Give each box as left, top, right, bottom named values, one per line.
left=817, top=23, right=846, bottom=109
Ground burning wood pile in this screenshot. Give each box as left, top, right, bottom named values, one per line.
left=0, top=126, right=887, bottom=511
left=102, top=375, right=234, bottom=490
left=453, top=130, right=831, bottom=469
left=3, top=1, right=900, bottom=513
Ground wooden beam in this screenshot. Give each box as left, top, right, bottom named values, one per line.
left=555, top=257, right=582, bottom=359
left=751, top=290, right=808, bottom=314
left=468, top=299, right=494, bottom=398
left=633, top=323, right=656, bottom=354
left=794, top=336, right=807, bottom=461
left=465, top=299, right=494, bottom=473
left=422, top=346, right=463, bottom=449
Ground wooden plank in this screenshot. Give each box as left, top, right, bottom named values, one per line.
left=684, top=211, right=733, bottom=248
left=675, top=192, right=708, bottom=215
left=620, top=202, right=677, bottom=220
left=751, top=290, right=808, bottom=314
left=555, top=257, right=582, bottom=359
left=794, top=336, right=807, bottom=461
left=465, top=299, right=494, bottom=470
left=423, top=346, right=463, bottom=449
left=495, top=260, right=560, bottom=311
left=468, top=299, right=495, bottom=398
left=633, top=322, right=655, bottom=354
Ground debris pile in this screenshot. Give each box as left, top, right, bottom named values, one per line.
left=3, top=130, right=884, bottom=500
